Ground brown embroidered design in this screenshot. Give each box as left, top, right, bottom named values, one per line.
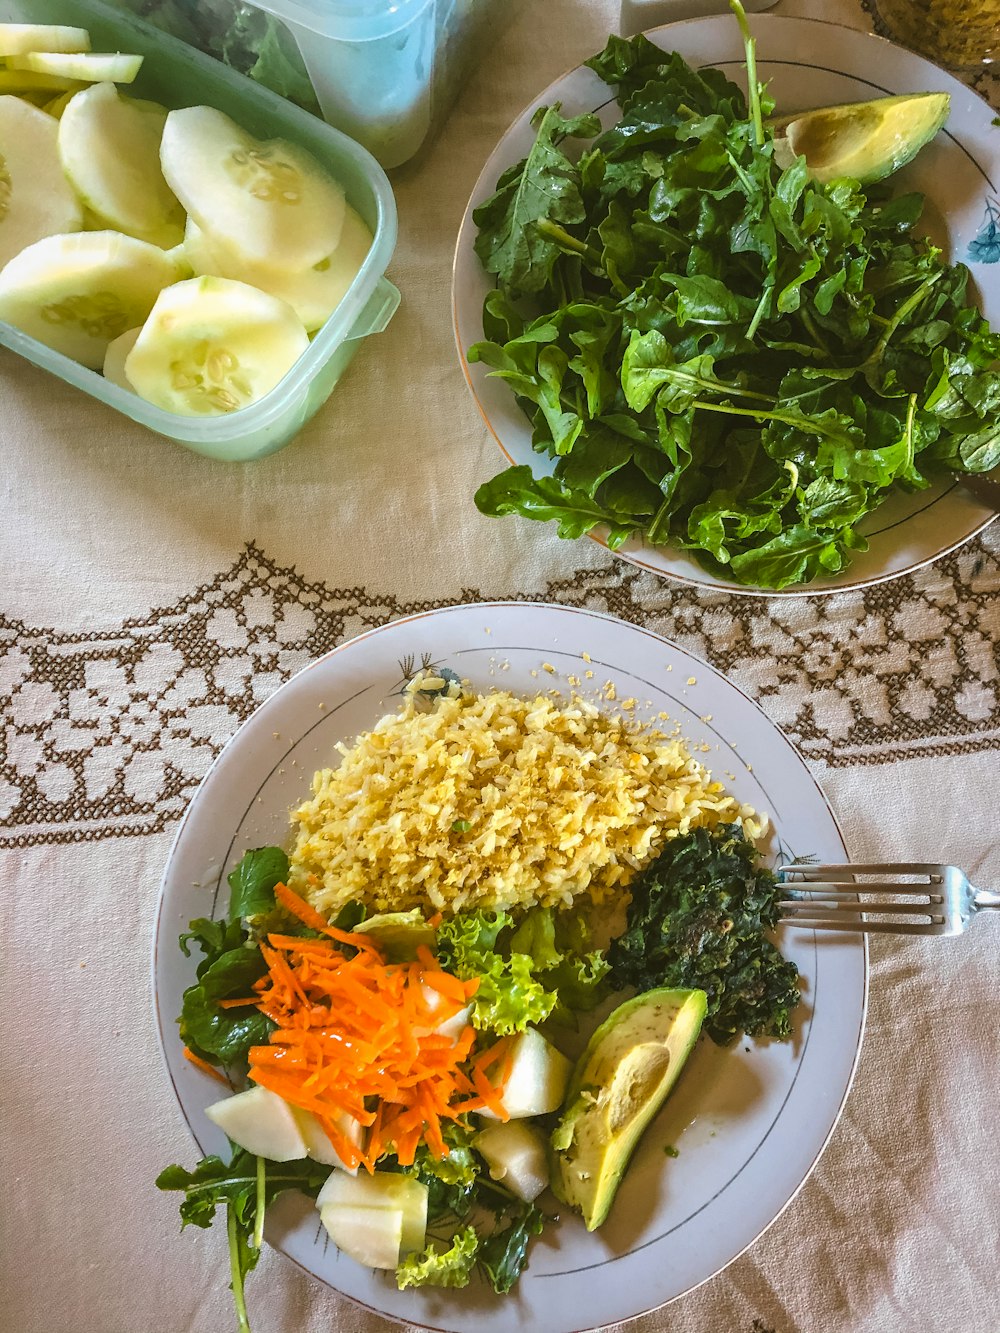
left=1, top=533, right=998, bottom=848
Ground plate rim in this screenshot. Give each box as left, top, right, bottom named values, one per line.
left=451, top=12, right=999, bottom=599
left=152, top=599, right=869, bottom=1331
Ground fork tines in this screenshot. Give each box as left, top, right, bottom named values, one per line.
left=777, top=863, right=947, bottom=932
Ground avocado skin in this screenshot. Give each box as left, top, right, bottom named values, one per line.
left=768, top=92, right=950, bottom=186
left=550, top=987, right=707, bottom=1231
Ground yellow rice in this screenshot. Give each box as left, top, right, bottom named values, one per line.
left=288, top=679, right=763, bottom=918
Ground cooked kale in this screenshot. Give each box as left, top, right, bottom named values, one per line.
left=608, top=824, right=800, bottom=1043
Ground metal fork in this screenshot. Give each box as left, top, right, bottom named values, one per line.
left=777, top=863, right=1000, bottom=937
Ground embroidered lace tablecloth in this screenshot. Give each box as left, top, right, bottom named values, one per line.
left=2, top=2, right=997, bottom=1331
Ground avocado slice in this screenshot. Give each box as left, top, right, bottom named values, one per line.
left=550, top=987, right=707, bottom=1231
left=769, top=92, right=950, bottom=185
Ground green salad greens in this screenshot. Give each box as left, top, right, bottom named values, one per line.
left=471, top=2, right=1000, bottom=589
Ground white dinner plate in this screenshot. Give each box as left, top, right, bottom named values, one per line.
left=452, top=15, right=999, bottom=597
left=154, top=602, right=867, bottom=1331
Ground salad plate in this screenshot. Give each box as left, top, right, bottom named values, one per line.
left=155, top=601, right=867, bottom=1332
left=452, top=14, right=1000, bottom=597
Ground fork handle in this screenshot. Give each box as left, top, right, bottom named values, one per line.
left=973, top=888, right=1000, bottom=910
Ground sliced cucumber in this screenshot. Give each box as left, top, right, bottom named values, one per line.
left=185, top=205, right=372, bottom=332
left=7, top=52, right=143, bottom=84
left=102, top=326, right=140, bottom=391
left=124, top=276, right=309, bottom=416
left=0, top=69, right=82, bottom=94
left=0, top=96, right=82, bottom=268
left=43, top=89, right=79, bottom=120
left=0, top=230, right=180, bottom=368
left=59, top=84, right=183, bottom=248
left=0, top=24, right=91, bottom=56
left=161, top=106, right=345, bottom=269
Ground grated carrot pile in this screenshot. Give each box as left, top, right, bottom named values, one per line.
left=246, top=883, right=507, bottom=1171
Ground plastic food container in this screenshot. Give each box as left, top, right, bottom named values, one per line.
left=108, top=0, right=504, bottom=168
left=0, top=0, right=399, bottom=461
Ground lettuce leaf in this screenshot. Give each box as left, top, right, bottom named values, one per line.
left=437, top=906, right=609, bottom=1034
left=437, top=910, right=556, bottom=1035
left=395, top=1225, right=480, bottom=1290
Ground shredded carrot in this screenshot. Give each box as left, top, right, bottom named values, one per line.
left=273, top=880, right=382, bottom=955
left=183, top=1046, right=229, bottom=1085
left=426, top=912, right=443, bottom=928
left=217, top=996, right=261, bottom=1009
left=246, top=928, right=493, bottom=1169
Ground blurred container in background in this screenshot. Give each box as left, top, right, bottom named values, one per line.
left=111, top=0, right=508, bottom=167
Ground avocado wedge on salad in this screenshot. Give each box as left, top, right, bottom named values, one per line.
left=770, top=91, right=951, bottom=184
left=551, top=988, right=707, bottom=1231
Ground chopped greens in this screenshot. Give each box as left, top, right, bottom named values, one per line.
left=608, top=824, right=801, bottom=1044
left=471, top=5, right=1000, bottom=588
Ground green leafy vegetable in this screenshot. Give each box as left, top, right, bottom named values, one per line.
left=227, top=846, right=289, bottom=922
left=436, top=906, right=609, bottom=1034
left=176, top=845, right=292, bottom=1066
left=437, top=908, right=556, bottom=1034
left=177, top=916, right=273, bottom=1066
left=509, top=906, right=611, bottom=1022
left=114, top=0, right=319, bottom=111
left=395, top=1225, right=480, bottom=1290
left=478, top=1201, right=546, bottom=1295
left=156, top=1151, right=328, bottom=1333
left=470, top=5, right=1000, bottom=588
left=608, top=824, right=800, bottom=1043
left=401, top=1122, right=481, bottom=1221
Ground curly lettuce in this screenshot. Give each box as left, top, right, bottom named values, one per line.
left=395, top=1225, right=480, bottom=1290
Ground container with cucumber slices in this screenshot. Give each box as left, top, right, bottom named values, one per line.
left=0, top=0, right=398, bottom=460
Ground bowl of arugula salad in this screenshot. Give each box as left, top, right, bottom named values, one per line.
left=154, top=601, right=866, bottom=1332
left=453, top=3, right=1000, bottom=594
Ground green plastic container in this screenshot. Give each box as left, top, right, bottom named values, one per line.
left=0, top=0, right=399, bottom=460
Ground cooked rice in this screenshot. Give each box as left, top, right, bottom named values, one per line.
left=288, top=679, right=764, bottom=919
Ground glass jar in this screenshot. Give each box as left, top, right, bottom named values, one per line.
left=875, top=0, right=1000, bottom=69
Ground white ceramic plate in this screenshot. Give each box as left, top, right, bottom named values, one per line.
left=155, top=602, right=867, bottom=1332
left=453, top=15, right=1000, bottom=597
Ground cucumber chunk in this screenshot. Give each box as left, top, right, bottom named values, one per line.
left=0, top=96, right=82, bottom=268
left=320, top=1203, right=404, bottom=1270
left=7, top=52, right=143, bottom=84
left=0, top=70, right=82, bottom=94
left=42, top=90, right=76, bottom=119
left=102, top=326, right=140, bottom=390
left=185, top=206, right=372, bottom=332
left=0, top=24, right=91, bottom=56
left=124, top=275, right=309, bottom=416
left=59, top=84, right=183, bottom=248
left=0, top=230, right=180, bottom=368
left=160, top=105, right=345, bottom=269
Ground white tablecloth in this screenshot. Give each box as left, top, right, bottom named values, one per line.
left=1, top=2, right=998, bottom=1331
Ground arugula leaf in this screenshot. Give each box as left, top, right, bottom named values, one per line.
left=227, top=847, right=289, bottom=922
left=479, top=1201, right=546, bottom=1295
left=177, top=920, right=274, bottom=1066
left=473, top=104, right=601, bottom=296
left=608, top=824, right=801, bottom=1043
left=176, top=848, right=293, bottom=1066
left=157, top=1151, right=328, bottom=1333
